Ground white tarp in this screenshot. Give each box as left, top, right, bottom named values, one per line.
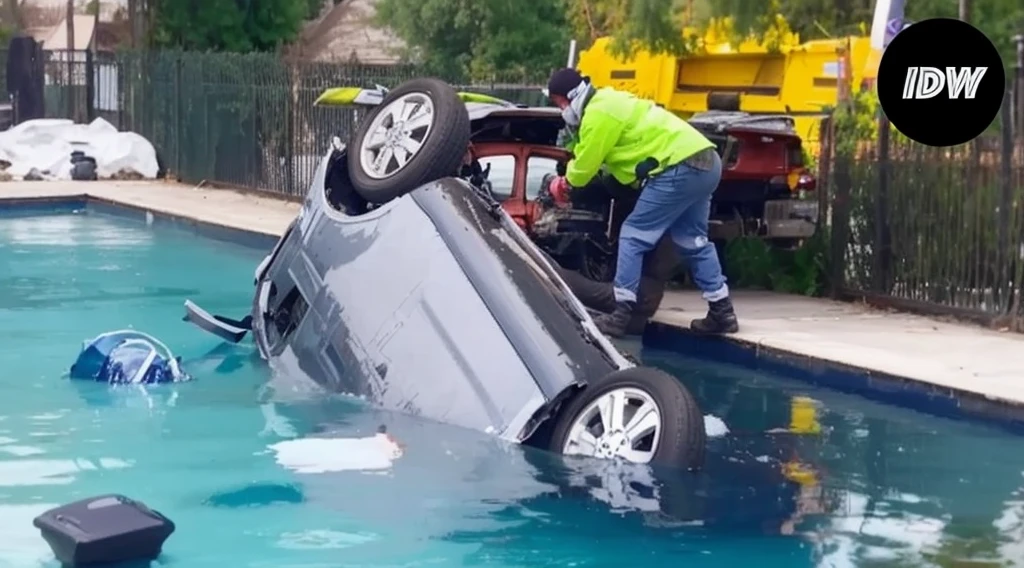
left=0, top=117, right=159, bottom=180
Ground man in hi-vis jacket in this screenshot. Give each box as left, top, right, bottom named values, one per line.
left=545, top=67, right=738, bottom=337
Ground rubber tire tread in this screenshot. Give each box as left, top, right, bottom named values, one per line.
left=348, top=78, right=470, bottom=203
left=547, top=367, right=707, bottom=470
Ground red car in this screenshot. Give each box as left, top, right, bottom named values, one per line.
left=464, top=107, right=819, bottom=281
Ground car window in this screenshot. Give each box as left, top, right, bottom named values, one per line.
left=477, top=155, right=516, bottom=200
left=525, top=156, right=559, bottom=200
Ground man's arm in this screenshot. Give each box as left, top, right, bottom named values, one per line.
left=565, top=111, right=625, bottom=188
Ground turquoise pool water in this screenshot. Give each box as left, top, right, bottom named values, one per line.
left=2, top=207, right=1023, bottom=568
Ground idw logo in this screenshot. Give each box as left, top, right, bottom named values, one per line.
left=876, top=18, right=1005, bottom=147
left=901, top=66, right=987, bottom=100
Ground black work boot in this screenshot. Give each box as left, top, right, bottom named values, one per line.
left=594, top=301, right=635, bottom=338
left=690, top=297, right=739, bottom=334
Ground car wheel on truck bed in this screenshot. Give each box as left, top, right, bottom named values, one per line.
left=348, top=78, right=471, bottom=203
left=548, top=367, right=706, bottom=470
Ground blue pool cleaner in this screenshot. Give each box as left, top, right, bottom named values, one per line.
left=69, top=330, right=190, bottom=384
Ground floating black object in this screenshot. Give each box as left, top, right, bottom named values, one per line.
left=33, top=495, right=175, bottom=566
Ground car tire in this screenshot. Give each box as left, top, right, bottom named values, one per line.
left=547, top=367, right=707, bottom=470
left=347, top=78, right=470, bottom=203
left=579, top=240, right=615, bottom=282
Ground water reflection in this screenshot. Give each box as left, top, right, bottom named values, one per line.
left=256, top=348, right=1024, bottom=566
left=652, top=350, right=1024, bottom=567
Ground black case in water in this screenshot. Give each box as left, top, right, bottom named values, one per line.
left=33, top=495, right=175, bottom=566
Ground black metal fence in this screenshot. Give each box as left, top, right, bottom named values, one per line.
left=8, top=46, right=1024, bottom=329
left=821, top=86, right=1024, bottom=329
left=5, top=48, right=547, bottom=195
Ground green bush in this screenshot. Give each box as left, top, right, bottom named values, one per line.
left=723, top=233, right=830, bottom=296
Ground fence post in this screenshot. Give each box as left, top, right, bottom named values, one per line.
left=1015, top=34, right=1023, bottom=142
left=830, top=146, right=851, bottom=299
left=64, top=50, right=74, bottom=119
left=828, top=41, right=853, bottom=298
left=873, top=113, right=893, bottom=293
left=285, top=58, right=296, bottom=196
left=997, top=88, right=1013, bottom=313
left=173, top=52, right=183, bottom=180
left=816, top=115, right=833, bottom=224
left=85, top=49, right=94, bottom=122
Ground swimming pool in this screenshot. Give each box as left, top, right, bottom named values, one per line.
left=2, top=205, right=1022, bottom=567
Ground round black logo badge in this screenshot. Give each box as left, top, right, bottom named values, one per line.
left=876, top=18, right=1005, bottom=147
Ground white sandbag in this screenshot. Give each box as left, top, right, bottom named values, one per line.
left=0, top=117, right=159, bottom=180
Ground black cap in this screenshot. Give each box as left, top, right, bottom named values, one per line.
left=547, top=68, right=585, bottom=98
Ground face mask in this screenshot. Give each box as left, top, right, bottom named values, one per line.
left=561, top=80, right=593, bottom=128
left=561, top=104, right=580, bottom=128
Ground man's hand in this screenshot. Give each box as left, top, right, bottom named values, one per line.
left=548, top=176, right=571, bottom=207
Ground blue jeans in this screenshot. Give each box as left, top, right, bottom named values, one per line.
left=612, top=152, right=728, bottom=304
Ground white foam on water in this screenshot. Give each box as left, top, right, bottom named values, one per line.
left=275, top=529, right=378, bottom=550
left=0, top=445, right=45, bottom=457
left=268, top=434, right=404, bottom=474
left=0, top=503, right=63, bottom=566
left=0, top=458, right=133, bottom=486
left=704, top=414, right=729, bottom=437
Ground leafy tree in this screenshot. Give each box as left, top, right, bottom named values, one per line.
left=375, top=0, right=571, bottom=81
left=903, top=0, right=1024, bottom=65
left=568, top=0, right=1023, bottom=61
left=150, top=0, right=307, bottom=52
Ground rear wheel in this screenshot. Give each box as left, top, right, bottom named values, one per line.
left=548, top=367, right=706, bottom=470
left=347, top=78, right=470, bottom=203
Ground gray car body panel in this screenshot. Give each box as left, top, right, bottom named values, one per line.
left=250, top=147, right=630, bottom=441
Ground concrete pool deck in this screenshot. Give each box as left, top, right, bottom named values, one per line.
left=3, top=180, right=1024, bottom=416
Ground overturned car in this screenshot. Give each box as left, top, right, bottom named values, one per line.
left=186, top=78, right=707, bottom=468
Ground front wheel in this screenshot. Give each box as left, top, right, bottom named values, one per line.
left=579, top=240, right=615, bottom=282
left=547, top=367, right=706, bottom=470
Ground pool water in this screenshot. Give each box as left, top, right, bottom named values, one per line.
left=2, top=208, right=1023, bottom=568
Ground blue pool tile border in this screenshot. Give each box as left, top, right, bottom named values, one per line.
left=0, top=195, right=89, bottom=216
left=643, top=321, right=1024, bottom=433
left=0, top=194, right=278, bottom=250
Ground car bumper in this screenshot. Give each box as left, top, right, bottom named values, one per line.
left=764, top=199, right=819, bottom=239
left=709, top=199, right=819, bottom=241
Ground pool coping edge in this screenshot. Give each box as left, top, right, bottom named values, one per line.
left=0, top=192, right=281, bottom=250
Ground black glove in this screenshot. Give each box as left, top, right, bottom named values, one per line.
left=634, top=157, right=659, bottom=182
left=556, top=161, right=567, bottom=177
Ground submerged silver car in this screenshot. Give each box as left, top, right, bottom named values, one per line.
left=186, top=78, right=706, bottom=468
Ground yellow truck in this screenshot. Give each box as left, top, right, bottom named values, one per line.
left=576, top=34, right=878, bottom=150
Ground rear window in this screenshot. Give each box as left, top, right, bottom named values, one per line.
left=786, top=141, right=805, bottom=169
left=707, top=134, right=739, bottom=168
left=477, top=155, right=516, bottom=200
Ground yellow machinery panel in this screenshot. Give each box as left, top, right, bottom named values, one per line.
left=577, top=36, right=878, bottom=151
